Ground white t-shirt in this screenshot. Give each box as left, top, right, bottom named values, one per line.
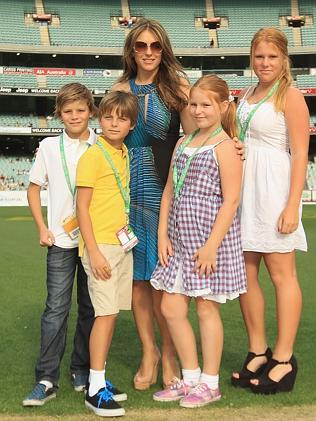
left=29, top=128, right=96, bottom=249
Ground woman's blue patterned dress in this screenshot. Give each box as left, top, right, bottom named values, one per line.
left=125, top=79, right=180, bottom=280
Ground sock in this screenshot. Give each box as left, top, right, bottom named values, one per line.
left=200, top=372, right=219, bottom=390
left=39, top=380, right=53, bottom=391
left=88, top=369, right=105, bottom=396
left=182, top=367, right=201, bottom=386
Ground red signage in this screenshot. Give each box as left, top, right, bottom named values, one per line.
left=33, top=68, right=76, bottom=76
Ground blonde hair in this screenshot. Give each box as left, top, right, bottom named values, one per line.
left=54, top=83, right=97, bottom=118
left=118, top=18, right=188, bottom=111
left=192, top=75, right=237, bottom=138
left=98, top=91, right=138, bottom=126
left=250, top=27, right=292, bottom=112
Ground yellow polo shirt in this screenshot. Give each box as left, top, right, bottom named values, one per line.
left=76, top=136, right=129, bottom=255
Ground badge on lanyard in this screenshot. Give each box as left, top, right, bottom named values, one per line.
left=62, top=214, right=79, bottom=240
left=116, top=225, right=138, bottom=252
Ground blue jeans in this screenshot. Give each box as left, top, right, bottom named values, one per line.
left=35, top=245, right=94, bottom=386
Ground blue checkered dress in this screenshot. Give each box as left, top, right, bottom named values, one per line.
left=151, top=144, right=247, bottom=296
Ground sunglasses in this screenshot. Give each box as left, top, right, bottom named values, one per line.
left=133, top=41, right=163, bottom=54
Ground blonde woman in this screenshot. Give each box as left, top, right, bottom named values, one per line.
left=231, top=28, right=309, bottom=394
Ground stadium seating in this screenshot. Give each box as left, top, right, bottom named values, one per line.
left=45, top=0, right=125, bottom=47
left=296, top=74, right=316, bottom=88
left=0, top=114, right=40, bottom=128
left=45, top=75, right=117, bottom=90
left=213, top=0, right=293, bottom=47
left=0, top=156, right=32, bottom=190
left=0, top=1, right=41, bottom=45
left=0, top=73, right=38, bottom=88
left=300, top=0, right=316, bottom=46
left=130, top=0, right=210, bottom=48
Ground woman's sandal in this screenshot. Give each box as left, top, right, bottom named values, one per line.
left=133, top=356, right=161, bottom=391
left=231, top=347, right=272, bottom=388
left=250, top=354, right=298, bottom=394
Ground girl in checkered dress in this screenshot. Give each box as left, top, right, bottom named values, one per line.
left=151, top=75, right=247, bottom=408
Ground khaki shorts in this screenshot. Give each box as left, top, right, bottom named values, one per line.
left=81, top=244, right=133, bottom=316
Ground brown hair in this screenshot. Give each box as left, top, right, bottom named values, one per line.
left=98, top=91, right=138, bottom=126
left=192, top=75, right=237, bottom=138
left=118, top=18, right=188, bottom=111
left=54, top=83, right=97, bottom=118
left=250, top=27, right=292, bottom=112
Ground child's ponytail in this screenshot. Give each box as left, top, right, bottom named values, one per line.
left=222, top=97, right=237, bottom=139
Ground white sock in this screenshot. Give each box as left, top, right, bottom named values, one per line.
left=182, top=367, right=201, bottom=386
left=200, top=372, right=219, bottom=390
left=39, top=380, right=53, bottom=390
left=88, top=369, right=105, bottom=396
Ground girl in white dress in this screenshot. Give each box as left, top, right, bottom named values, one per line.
left=231, top=28, right=309, bottom=394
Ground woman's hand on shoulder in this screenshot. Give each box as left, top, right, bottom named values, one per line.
left=232, top=137, right=245, bottom=160
left=179, top=77, right=197, bottom=134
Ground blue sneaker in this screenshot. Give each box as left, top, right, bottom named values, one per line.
left=106, top=380, right=127, bottom=402
left=22, top=383, right=56, bottom=407
left=85, top=387, right=125, bottom=417
left=71, top=373, right=88, bottom=392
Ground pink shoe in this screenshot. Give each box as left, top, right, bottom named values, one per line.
left=153, top=377, right=192, bottom=402
left=180, top=383, right=221, bottom=408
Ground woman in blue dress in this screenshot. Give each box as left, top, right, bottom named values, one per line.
left=112, top=18, right=195, bottom=389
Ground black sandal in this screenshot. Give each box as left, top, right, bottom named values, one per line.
left=231, top=347, right=272, bottom=388
left=250, top=354, right=298, bottom=394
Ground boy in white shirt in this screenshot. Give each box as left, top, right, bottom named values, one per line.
left=22, top=83, right=107, bottom=406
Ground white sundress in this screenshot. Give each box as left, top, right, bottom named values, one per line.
left=238, top=92, right=307, bottom=253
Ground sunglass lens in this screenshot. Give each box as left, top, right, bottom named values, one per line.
left=134, top=41, right=147, bottom=53
left=151, top=42, right=162, bottom=53
left=134, top=41, right=162, bottom=53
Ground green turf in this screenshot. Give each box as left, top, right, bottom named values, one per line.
left=0, top=206, right=315, bottom=416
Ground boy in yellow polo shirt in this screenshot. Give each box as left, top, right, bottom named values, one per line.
left=76, top=91, right=138, bottom=417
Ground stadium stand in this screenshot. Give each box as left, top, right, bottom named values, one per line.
left=0, top=155, right=32, bottom=191
left=45, top=0, right=125, bottom=47
left=0, top=0, right=315, bottom=198
left=0, top=73, right=38, bottom=89
left=0, top=1, right=41, bottom=45
left=300, top=0, right=316, bottom=45
left=213, top=0, right=294, bottom=47
left=129, top=0, right=210, bottom=48
left=296, top=74, right=316, bottom=88
left=0, top=114, right=39, bottom=128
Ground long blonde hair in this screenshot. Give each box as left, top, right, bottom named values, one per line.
left=192, top=75, right=237, bottom=138
left=250, top=27, right=292, bottom=112
left=118, top=18, right=188, bottom=111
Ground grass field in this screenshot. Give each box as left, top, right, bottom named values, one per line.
left=0, top=206, right=315, bottom=420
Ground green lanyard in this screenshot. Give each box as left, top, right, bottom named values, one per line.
left=59, top=134, right=91, bottom=205
left=173, top=126, right=223, bottom=199
left=59, top=134, right=76, bottom=203
left=237, top=80, right=279, bottom=142
left=96, top=139, right=130, bottom=217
